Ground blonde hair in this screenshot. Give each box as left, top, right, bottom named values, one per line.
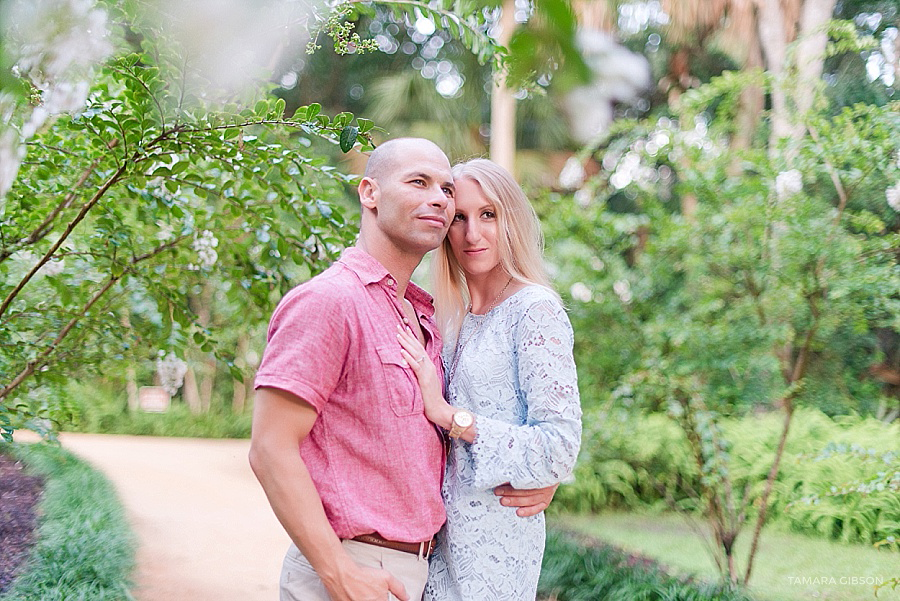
left=433, top=158, right=558, bottom=338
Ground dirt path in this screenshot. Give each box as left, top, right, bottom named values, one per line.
left=20, top=432, right=290, bottom=601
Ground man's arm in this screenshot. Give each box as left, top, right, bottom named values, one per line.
left=249, top=387, right=408, bottom=601
left=495, top=483, right=559, bottom=517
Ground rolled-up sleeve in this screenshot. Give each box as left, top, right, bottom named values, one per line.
left=469, top=297, right=582, bottom=489
left=254, top=284, right=349, bottom=411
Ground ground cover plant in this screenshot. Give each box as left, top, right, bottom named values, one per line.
left=538, top=528, right=756, bottom=601
left=556, top=514, right=898, bottom=601
left=0, top=443, right=134, bottom=601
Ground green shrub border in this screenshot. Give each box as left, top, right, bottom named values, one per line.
left=539, top=528, right=755, bottom=601
left=0, top=442, right=135, bottom=601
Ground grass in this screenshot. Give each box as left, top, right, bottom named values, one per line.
left=0, top=442, right=135, bottom=601
left=539, top=528, right=754, bottom=601
left=555, top=512, right=899, bottom=601
left=64, top=403, right=252, bottom=439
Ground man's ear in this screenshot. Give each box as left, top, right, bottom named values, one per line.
left=358, top=177, right=379, bottom=210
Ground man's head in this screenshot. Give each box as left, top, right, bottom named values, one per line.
left=357, top=138, right=455, bottom=260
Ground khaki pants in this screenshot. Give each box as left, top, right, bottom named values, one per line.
left=280, top=540, right=429, bottom=601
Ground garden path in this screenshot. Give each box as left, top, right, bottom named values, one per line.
left=25, top=432, right=289, bottom=601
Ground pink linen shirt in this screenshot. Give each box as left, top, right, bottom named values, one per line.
left=254, top=247, right=446, bottom=543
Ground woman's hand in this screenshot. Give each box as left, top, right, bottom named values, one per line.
left=396, top=325, right=454, bottom=429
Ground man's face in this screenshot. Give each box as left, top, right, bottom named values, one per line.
left=368, top=145, right=455, bottom=255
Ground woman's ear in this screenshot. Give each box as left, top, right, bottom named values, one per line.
left=358, top=176, right=379, bottom=210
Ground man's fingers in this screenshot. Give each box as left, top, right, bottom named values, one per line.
left=499, top=492, right=544, bottom=506
left=386, top=572, right=409, bottom=601
left=516, top=502, right=549, bottom=518
left=495, top=482, right=559, bottom=517
left=493, top=483, right=514, bottom=496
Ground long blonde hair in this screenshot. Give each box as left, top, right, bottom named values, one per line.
left=433, top=159, right=557, bottom=338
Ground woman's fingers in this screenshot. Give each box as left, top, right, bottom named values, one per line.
left=396, top=325, right=423, bottom=348
left=398, top=348, right=419, bottom=370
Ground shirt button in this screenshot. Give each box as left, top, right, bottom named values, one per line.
left=403, top=318, right=409, bottom=324
left=386, top=278, right=394, bottom=287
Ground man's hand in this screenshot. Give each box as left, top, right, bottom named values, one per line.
left=324, top=562, right=409, bottom=601
left=251, top=388, right=410, bottom=601
left=494, top=482, right=559, bottom=517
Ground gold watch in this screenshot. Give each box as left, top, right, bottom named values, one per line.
left=448, top=409, right=475, bottom=438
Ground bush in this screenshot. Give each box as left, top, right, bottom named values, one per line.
left=0, top=443, right=135, bottom=601
left=59, top=381, right=252, bottom=439
left=556, top=408, right=900, bottom=547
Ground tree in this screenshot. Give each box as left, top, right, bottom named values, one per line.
left=543, top=56, right=900, bottom=587
left=0, top=0, right=376, bottom=439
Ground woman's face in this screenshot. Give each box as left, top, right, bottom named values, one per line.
left=447, top=178, right=501, bottom=278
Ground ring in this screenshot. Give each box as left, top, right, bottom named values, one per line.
left=417, top=356, right=426, bottom=363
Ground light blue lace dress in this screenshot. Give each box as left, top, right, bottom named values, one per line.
left=424, top=285, right=582, bottom=601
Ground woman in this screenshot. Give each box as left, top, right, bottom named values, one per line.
left=396, top=158, right=582, bottom=600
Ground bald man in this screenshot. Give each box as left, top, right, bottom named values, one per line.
left=250, top=138, right=555, bottom=601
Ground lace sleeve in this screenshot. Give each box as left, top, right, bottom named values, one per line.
left=469, top=295, right=582, bottom=489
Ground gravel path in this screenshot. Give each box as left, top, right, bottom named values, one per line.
left=31, top=432, right=290, bottom=601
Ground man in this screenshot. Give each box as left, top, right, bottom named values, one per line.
left=250, top=138, right=555, bottom=601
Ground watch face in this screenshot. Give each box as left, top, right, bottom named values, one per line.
left=455, top=411, right=474, bottom=428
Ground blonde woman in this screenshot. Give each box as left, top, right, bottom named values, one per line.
left=397, top=158, right=582, bottom=600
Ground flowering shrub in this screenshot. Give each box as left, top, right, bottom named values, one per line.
left=0, top=0, right=376, bottom=438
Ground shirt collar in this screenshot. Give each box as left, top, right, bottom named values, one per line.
left=338, top=247, right=435, bottom=318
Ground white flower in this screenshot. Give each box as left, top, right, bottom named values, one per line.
left=775, top=169, right=803, bottom=200
left=156, top=352, right=188, bottom=396
left=570, top=282, right=592, bottom=303
left=192, top=230, right=219, bottom=269
left=886, top=182, right=900, bottom=212
left=613, top=279, right=632, bottom=304
left=156, top=222, right=175, bottom=241
left=558, top=157, right=586, bottom=190
left=574, top=188, right=592, bottom=208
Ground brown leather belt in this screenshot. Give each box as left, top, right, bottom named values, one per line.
left=351, top=533, right=436, bottom=559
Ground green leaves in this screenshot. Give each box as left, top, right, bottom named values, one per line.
left=339, top=125, right=359, bottom=153
left=0, top=10, right=375, bottom=430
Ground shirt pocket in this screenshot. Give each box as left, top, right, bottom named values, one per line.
left=375, top=345, right=421, bottom=417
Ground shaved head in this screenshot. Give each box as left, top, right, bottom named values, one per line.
left=364, top=138, right=448, bottom=181
left=355, top=137, right=454, bottom=263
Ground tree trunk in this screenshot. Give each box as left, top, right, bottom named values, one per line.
left=757, top=0, right=836, bottom=155
left=755, top=0, right=791, bottom=150
left=119, top=312, right=139, bottom=411
left=792, top=0, right=837, bottom=117
left=126, top=366, right=139, bottom=412
left=232, top=334, right=250, bottom=413
left=200, top=357, right=216, bottom=413
left=490, top=0, right=517, bottom=174
left=731, top=18, right=764, bottom=157
left=191, top=281, right=216, bottom=412
left=183, top=366, right=202, bottom=414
